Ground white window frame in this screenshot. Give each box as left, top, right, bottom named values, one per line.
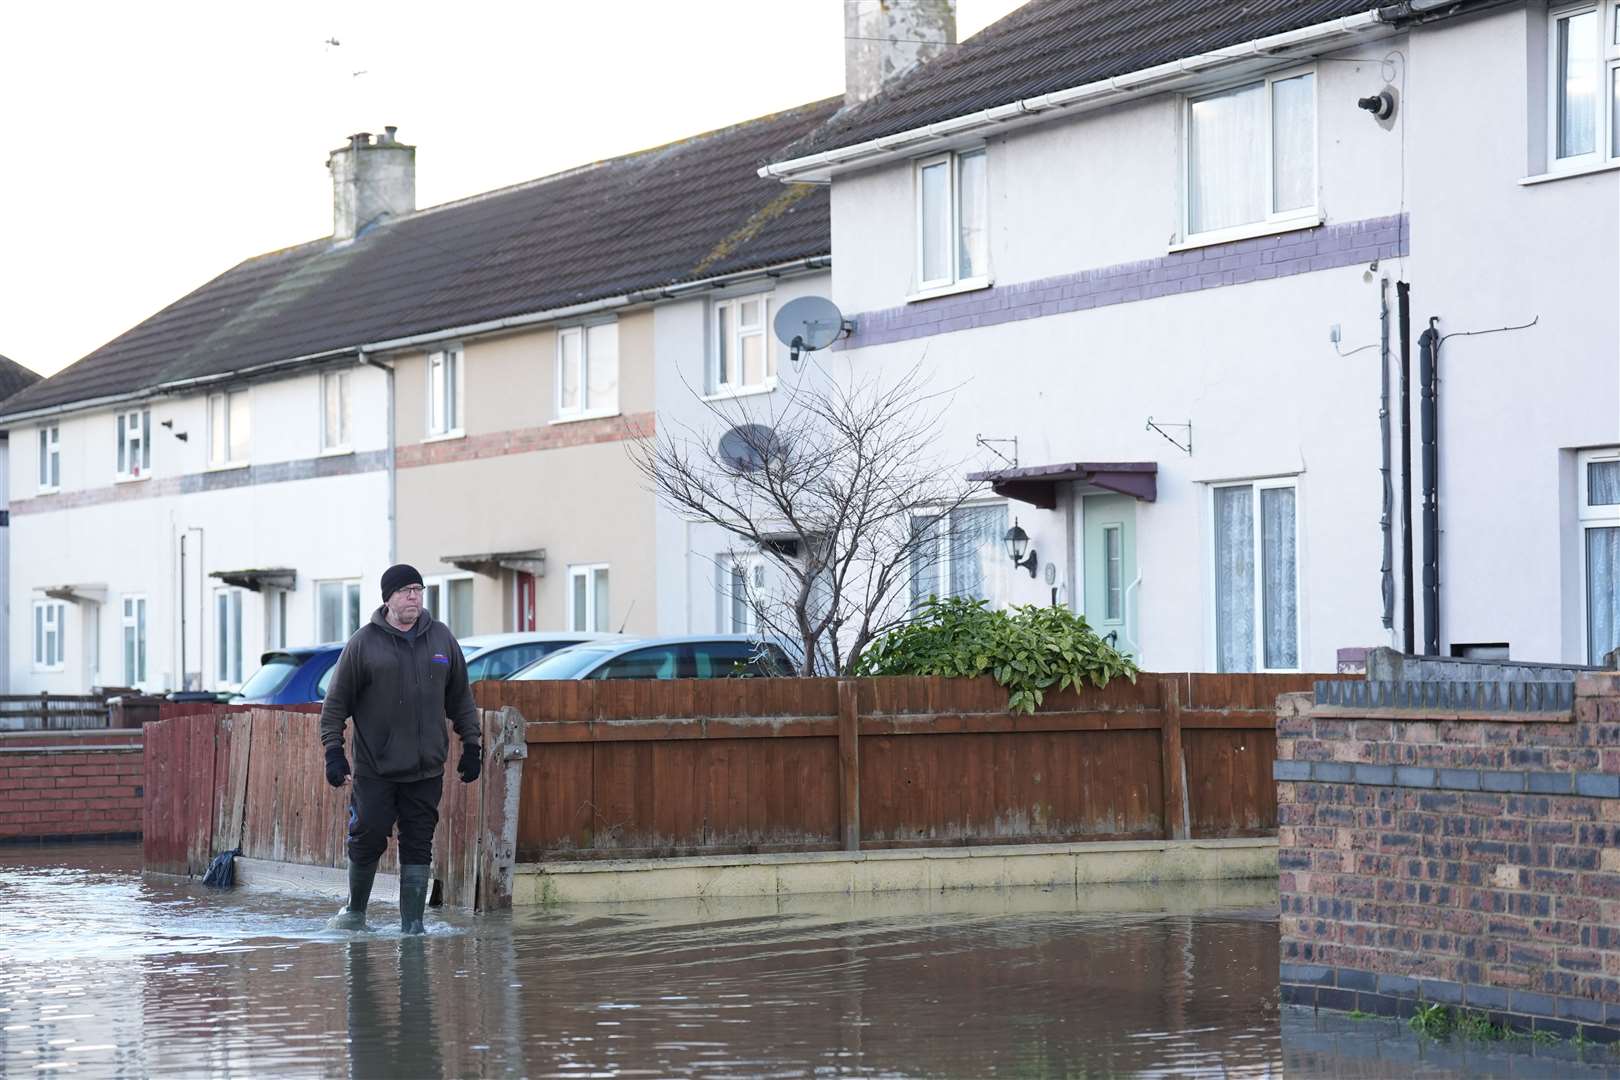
left=215, top=588, right=245, bottom=687
left=207, top=390, right=250, bottom=469
left=1578, top=447, right=1620, bottom=664
left=37, top=424, right=59, bottom=492
left=122, top=595, right=148, bottom=687
left=316, top=579, right=363, bottom=643
left=555, top=322, right=620, bottom=422
left=710, top=294, right=776, bottom=395
left=1548, top=3, right=1620, bottom=170
left=320, top=370, right=353, bottom=453
left=426, top=345, right=464, bottom=439
left=423, top=573, right=476, bottom=637
left=909, top=501, right=1011, bottom=611
left=720, top=552, right=767, bottom=634
left=32, top=600, right=66, bottom=672
left=115, top=408, right=151, bottom=481
left=913, top=147, right=991, bottom=296
left=1209, top=476, right=1302, bottom=674
left=1182, top=66, right=1320, bottom=246
left=568, top=564, right=611, bottom=633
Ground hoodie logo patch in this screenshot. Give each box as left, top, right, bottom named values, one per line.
left=431, top=654, right=450, bottom=665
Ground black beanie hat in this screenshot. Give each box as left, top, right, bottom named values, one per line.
left=381, top=563, right=424, bottom=601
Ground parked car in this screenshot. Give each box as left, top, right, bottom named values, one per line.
left=233, top=645, right=345, bottom=704
left=509, top=635, right=795, bottom=680
left=460, top=631, right=621, bottom=681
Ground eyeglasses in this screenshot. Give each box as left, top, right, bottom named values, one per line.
left=395, top=586, right=426, bottom=598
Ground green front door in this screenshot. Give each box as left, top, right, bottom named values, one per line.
left=1082, top=494, right=1138, bottom=657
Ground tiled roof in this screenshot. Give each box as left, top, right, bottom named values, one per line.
left=2, top=100, right=838, bottom=420
left=0, top=355, right=42, bottom=405
left=774, top=0, right=1381, bottom=164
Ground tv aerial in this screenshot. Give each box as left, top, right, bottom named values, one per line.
left=773, top=296, right=854, bottom=369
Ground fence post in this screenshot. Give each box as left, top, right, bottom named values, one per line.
left=837, top=679, right=861, bottom=852
left=1160, top=676, right=1190, bottom=841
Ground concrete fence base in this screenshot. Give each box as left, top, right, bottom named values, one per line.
left=515, top=836, right=1278, bottom=905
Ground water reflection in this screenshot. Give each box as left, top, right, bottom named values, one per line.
left=8, top=844, right=1614, bottom=1077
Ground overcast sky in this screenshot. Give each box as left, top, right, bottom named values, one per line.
left=0, top=0, right=1021, bottom=378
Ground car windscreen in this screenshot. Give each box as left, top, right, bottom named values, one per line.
left=237, top=655, right=301, bottom=699
left=511, top=646, right=615, bottom=680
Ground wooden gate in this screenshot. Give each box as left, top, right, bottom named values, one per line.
left=142, top=705, right=526, bottom=910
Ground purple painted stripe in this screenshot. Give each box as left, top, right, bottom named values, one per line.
left=837, top=214, right=1410, bottom=350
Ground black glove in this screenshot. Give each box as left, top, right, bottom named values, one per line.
left=325, top=745, right=351, bottom=788
left=458, top=744, right=482, bottom=783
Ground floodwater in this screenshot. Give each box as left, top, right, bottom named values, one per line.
left=3, top=846, right=1619, bottom=1078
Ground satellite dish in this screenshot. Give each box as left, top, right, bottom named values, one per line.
left=773, top=296, right=852, bottom=368
left=718, top=424, right=784, bottom=474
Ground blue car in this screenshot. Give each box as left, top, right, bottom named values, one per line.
left=233, top=645, right=345, bottom=704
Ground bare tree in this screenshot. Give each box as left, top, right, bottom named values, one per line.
left=632, top=360, right=986, bottom=675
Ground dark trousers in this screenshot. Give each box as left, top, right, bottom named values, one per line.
left=347, top=774, right=443, bottom=866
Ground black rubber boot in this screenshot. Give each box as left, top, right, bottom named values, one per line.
left=327, top=860, right=379, bottom=931
left=400, top=864, right=431, bottom=935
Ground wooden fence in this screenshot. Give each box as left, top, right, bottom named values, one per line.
left=474, top=673, right=1329, bottom=862
left=142, top=705, right=527, bottom=910
left=0, top=692, right=125, bottom=731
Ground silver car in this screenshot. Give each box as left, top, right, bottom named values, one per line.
left=460, top=631, right=622, bottom=681
left=509, top=634, right=795, bottom=680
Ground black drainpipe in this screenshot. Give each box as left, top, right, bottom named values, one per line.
left=1397, top=282, right=1415, bottom=654
left=1379, top=279, right=1394, bottom=634
left=1419, top=316, right=1441, bottom=656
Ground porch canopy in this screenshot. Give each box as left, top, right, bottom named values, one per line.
left=442, top=549, right=547, bottom=578
left=965, top=461, right=1157, bottom=510
left=210, top=568, right=296, bottom=593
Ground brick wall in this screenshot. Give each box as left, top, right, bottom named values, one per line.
left=1277, top=673, right=1620, bottom=1040
left=0, top=730, right=145, bottom=841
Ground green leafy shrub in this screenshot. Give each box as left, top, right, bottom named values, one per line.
left=855, top=597, right=1138, bottom=713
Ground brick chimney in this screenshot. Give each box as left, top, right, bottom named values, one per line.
left=327, top=126, right=415, bottom=241
left=843, top=0, right=956, bottom=107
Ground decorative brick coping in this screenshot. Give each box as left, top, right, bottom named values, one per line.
left=1315, top=679, right=1576, bottom=715
left=1280, top=963, right=1620, bottom=1041
left=838, top=213, right=1408, bottom=351
left=1274, top=760, right=1620, bottom=798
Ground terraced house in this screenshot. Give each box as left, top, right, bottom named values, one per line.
left=762, top=0, right=1620, bottom=671
left=1, top=109, right=834, bottom=693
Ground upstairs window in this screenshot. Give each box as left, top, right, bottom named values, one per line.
left=37, top=425, right=59, bottom=491
left=116, top=408, right=151, bottom=480
left=208, top=390, right=250, bottom=467
left=916, top=149, right=988, bottom=291
left=1551, top=4, right=1620, bottom=165
left=427, top=346, right=463, bottom=437
left=713, top=296, right=774, bottom=393
left=557, top=323, right=619, bottom=420
left=1186, top=70, right=1316, bottom=238
left=321, top=370, right=352, bottom=451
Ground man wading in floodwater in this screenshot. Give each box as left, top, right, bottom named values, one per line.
left=320, top=563, right=481, bottom=933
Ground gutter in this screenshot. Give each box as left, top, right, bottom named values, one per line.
left=760, top=10, right=1393, bottom=183
left=0, top=255, right=831, bottom=426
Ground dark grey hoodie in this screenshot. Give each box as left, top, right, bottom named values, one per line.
left=318, top=606, right=479, bottom=782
